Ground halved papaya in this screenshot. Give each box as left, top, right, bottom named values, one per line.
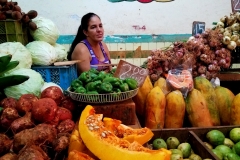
left=103, top=117, right=154, bottom=145
left=79, top=105, right=171, bottom=160
left=167, top=69, right=193, bottom=91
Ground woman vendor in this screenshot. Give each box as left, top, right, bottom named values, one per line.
left=67, top=12, right=112, bottom=74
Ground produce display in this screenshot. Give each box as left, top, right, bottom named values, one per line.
left=69, top=69, right=138, bottom=94
left=0, top=86, right=77, bottom=159
left=145, top=12, right=240, bottom=83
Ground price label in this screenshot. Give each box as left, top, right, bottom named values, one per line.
left=232, top=0, right=240, bottom=12
left=114, top=60, right=148, bottom=87
left=192, top=21, right=205, bottom=36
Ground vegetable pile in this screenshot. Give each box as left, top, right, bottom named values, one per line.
left=0, top=86, right=77, bottom=159
left=146, top=12, right=240, bottom=83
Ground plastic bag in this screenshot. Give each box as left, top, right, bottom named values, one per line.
left=166, top=68, right=193, bottom=98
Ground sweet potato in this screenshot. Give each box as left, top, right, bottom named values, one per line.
left=13, top=124, right=57, bottom=152
left=0, top=152, right=17, bottom=160
left=16, top=94, right=38, bottom=115
left=0, top=134, right=12, bottom=156
left=56, top=107, right=72, bottom=122
left=60, top=96, right=75, bottom=112
left=31, top=98, right=58, bottom=123
left=0, top=97, right=17, bottom=109
left=57, top=119, right=75, bottom=133
left=41, top=86, right=64, bottom=105
left=1, top=107, right=19, bottom=129
left=17, top=145, right=50, bottom=160
left=10, top=112, right=35, bottom=134
left=52, top=133, right=70, bottom=152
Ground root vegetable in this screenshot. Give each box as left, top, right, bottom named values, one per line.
left=1, top=107, right=19, bottom=129
left=17, top=145, right=50, bottom=160
left=52, top=133, right=70, bottom=152
left=216, top=21, right=224, bottom=28
left=16, top=94, right=38, bottom=115
left=10, top=112, right=35, bottom=134
left=60, top=96, right=75, bottom=112
left=223, top=36, right=231, bottom=45
left=227, top=41, right=237, bottom=50
left=0, top=152, right=17, bottom=160
left=56, top=107, right=72, bottom=122
left=41, top=86, right=64, bottom=105
left=31, top=98, right=58, bottom=123
left=13, top=124, right=57, bottom=152
left=57, top=119, right=75, bottom=133
left=0, top=97, right=17, bottom=109
left=0, top=134, right=12, bottom=156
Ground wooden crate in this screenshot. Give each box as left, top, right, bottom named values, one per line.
left=151, top=128, right=218, bottom=159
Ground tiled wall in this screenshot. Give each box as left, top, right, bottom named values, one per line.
left=63, top=42, right=173, bottom=67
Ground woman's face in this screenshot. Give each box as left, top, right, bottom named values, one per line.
left=85, top=16, right=104, bottom=42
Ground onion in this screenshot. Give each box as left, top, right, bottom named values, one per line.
left=220, top=16, right=227, bottom=23
left=236, top=39, right=240, bottom=46
left=231, top=23, right=240, bottom=31
left=227, top=41, right=237, bottom=50
left=222, top=36, right=231, bottom=45
left=231, top=34, right=239, bottom=42
left=216, top=21, right=224, bottom=28
left=227, top=15, right=236, bottom=26
left=223, top=31, right=232, bottom=37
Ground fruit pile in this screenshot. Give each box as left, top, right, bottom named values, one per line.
left=204, top=128, right=240, bottom=159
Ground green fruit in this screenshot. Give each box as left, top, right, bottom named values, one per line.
left=215, top=145, right=233, bottom=157
left=229, top=128, right=240, bottom=143
left=177, top=142, right=191, bottom=158
left=206, top=130, right=225, bottom=146
left=189, top=154, right=202, bottom=160
left=152, top=138, right=167, bottom=150
left=232, top=141, right=240, bottom=156
left=212, top=149, right=223, bottom=160
left=170, top=149, right=183, bottom=156
left=203, top=142, right=213, bottom=150
left=224, top=138, right=235, bottom=149
left=223, top=153, right=240, bottom=160
left=167, top=137, right=180, bottom=149
left=171, top=153, right=183, bottom=160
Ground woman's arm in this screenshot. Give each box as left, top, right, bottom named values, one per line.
left=71, top=43, right=91, bottom=74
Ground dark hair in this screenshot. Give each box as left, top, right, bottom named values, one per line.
left=67, top=12, right=100, bottom=60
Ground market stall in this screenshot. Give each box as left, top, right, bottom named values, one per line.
left=1, top=0, right=240, bottom=160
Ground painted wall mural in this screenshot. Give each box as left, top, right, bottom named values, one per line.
left=108, top=0, right=173, bottom=3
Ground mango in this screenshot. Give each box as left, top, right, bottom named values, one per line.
left=215, top=86, right=235, bottom=125
left=193, top=76, right=220, bottom=126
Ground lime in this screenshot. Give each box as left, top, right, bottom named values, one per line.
left=167, top=137, right=180, bottom=149
left=224, top=138, right=235, bottom=149
left=232, top=141, right=240, bottom=156
left=152, top=138, right=167, bottom=150
left=215, top=145, right=233, bottom=157
left=177, top=142, right=191, bottom=158
left=229, top=128, right=240, bottom=143
left=206, top=130, right=225, bottom=146
left=189, top=154, right=202, bottom=160
left=223, top=152, right=240, bottom=160
left=212, top=148, right=223, bottom=160
left=171, top=153, right=183, bottom=160
left=203, top=142, right=213, bottom=150
left=170, top=149, right=183, bottom=156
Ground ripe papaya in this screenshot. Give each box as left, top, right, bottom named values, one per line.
left=215, top=86, right=235, bottom=125
left=231, top=93, right=240, bottom=125
left=193, top=76, right=220, bottom=126
left=153, top=77, right=171, bottom=95
left=165, top=90, right=185, bottom=128
left=145, top=86, right=166, bottom=129
left=185, top=89, right=214, bottom=127
left=132, top=76, right=153, bottom=118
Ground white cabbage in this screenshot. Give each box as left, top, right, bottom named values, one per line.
left=26, top=41, right=57, bottom=65
left=4, top=68, right=44, bottom=99
left=30, top=16, right=60, bottom=45
left=52, top=43, right=68, bottom=62
left=0, top=42, right=32, bottom=71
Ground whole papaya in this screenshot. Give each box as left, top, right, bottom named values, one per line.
left=231, top=93, right=240, bottom=125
